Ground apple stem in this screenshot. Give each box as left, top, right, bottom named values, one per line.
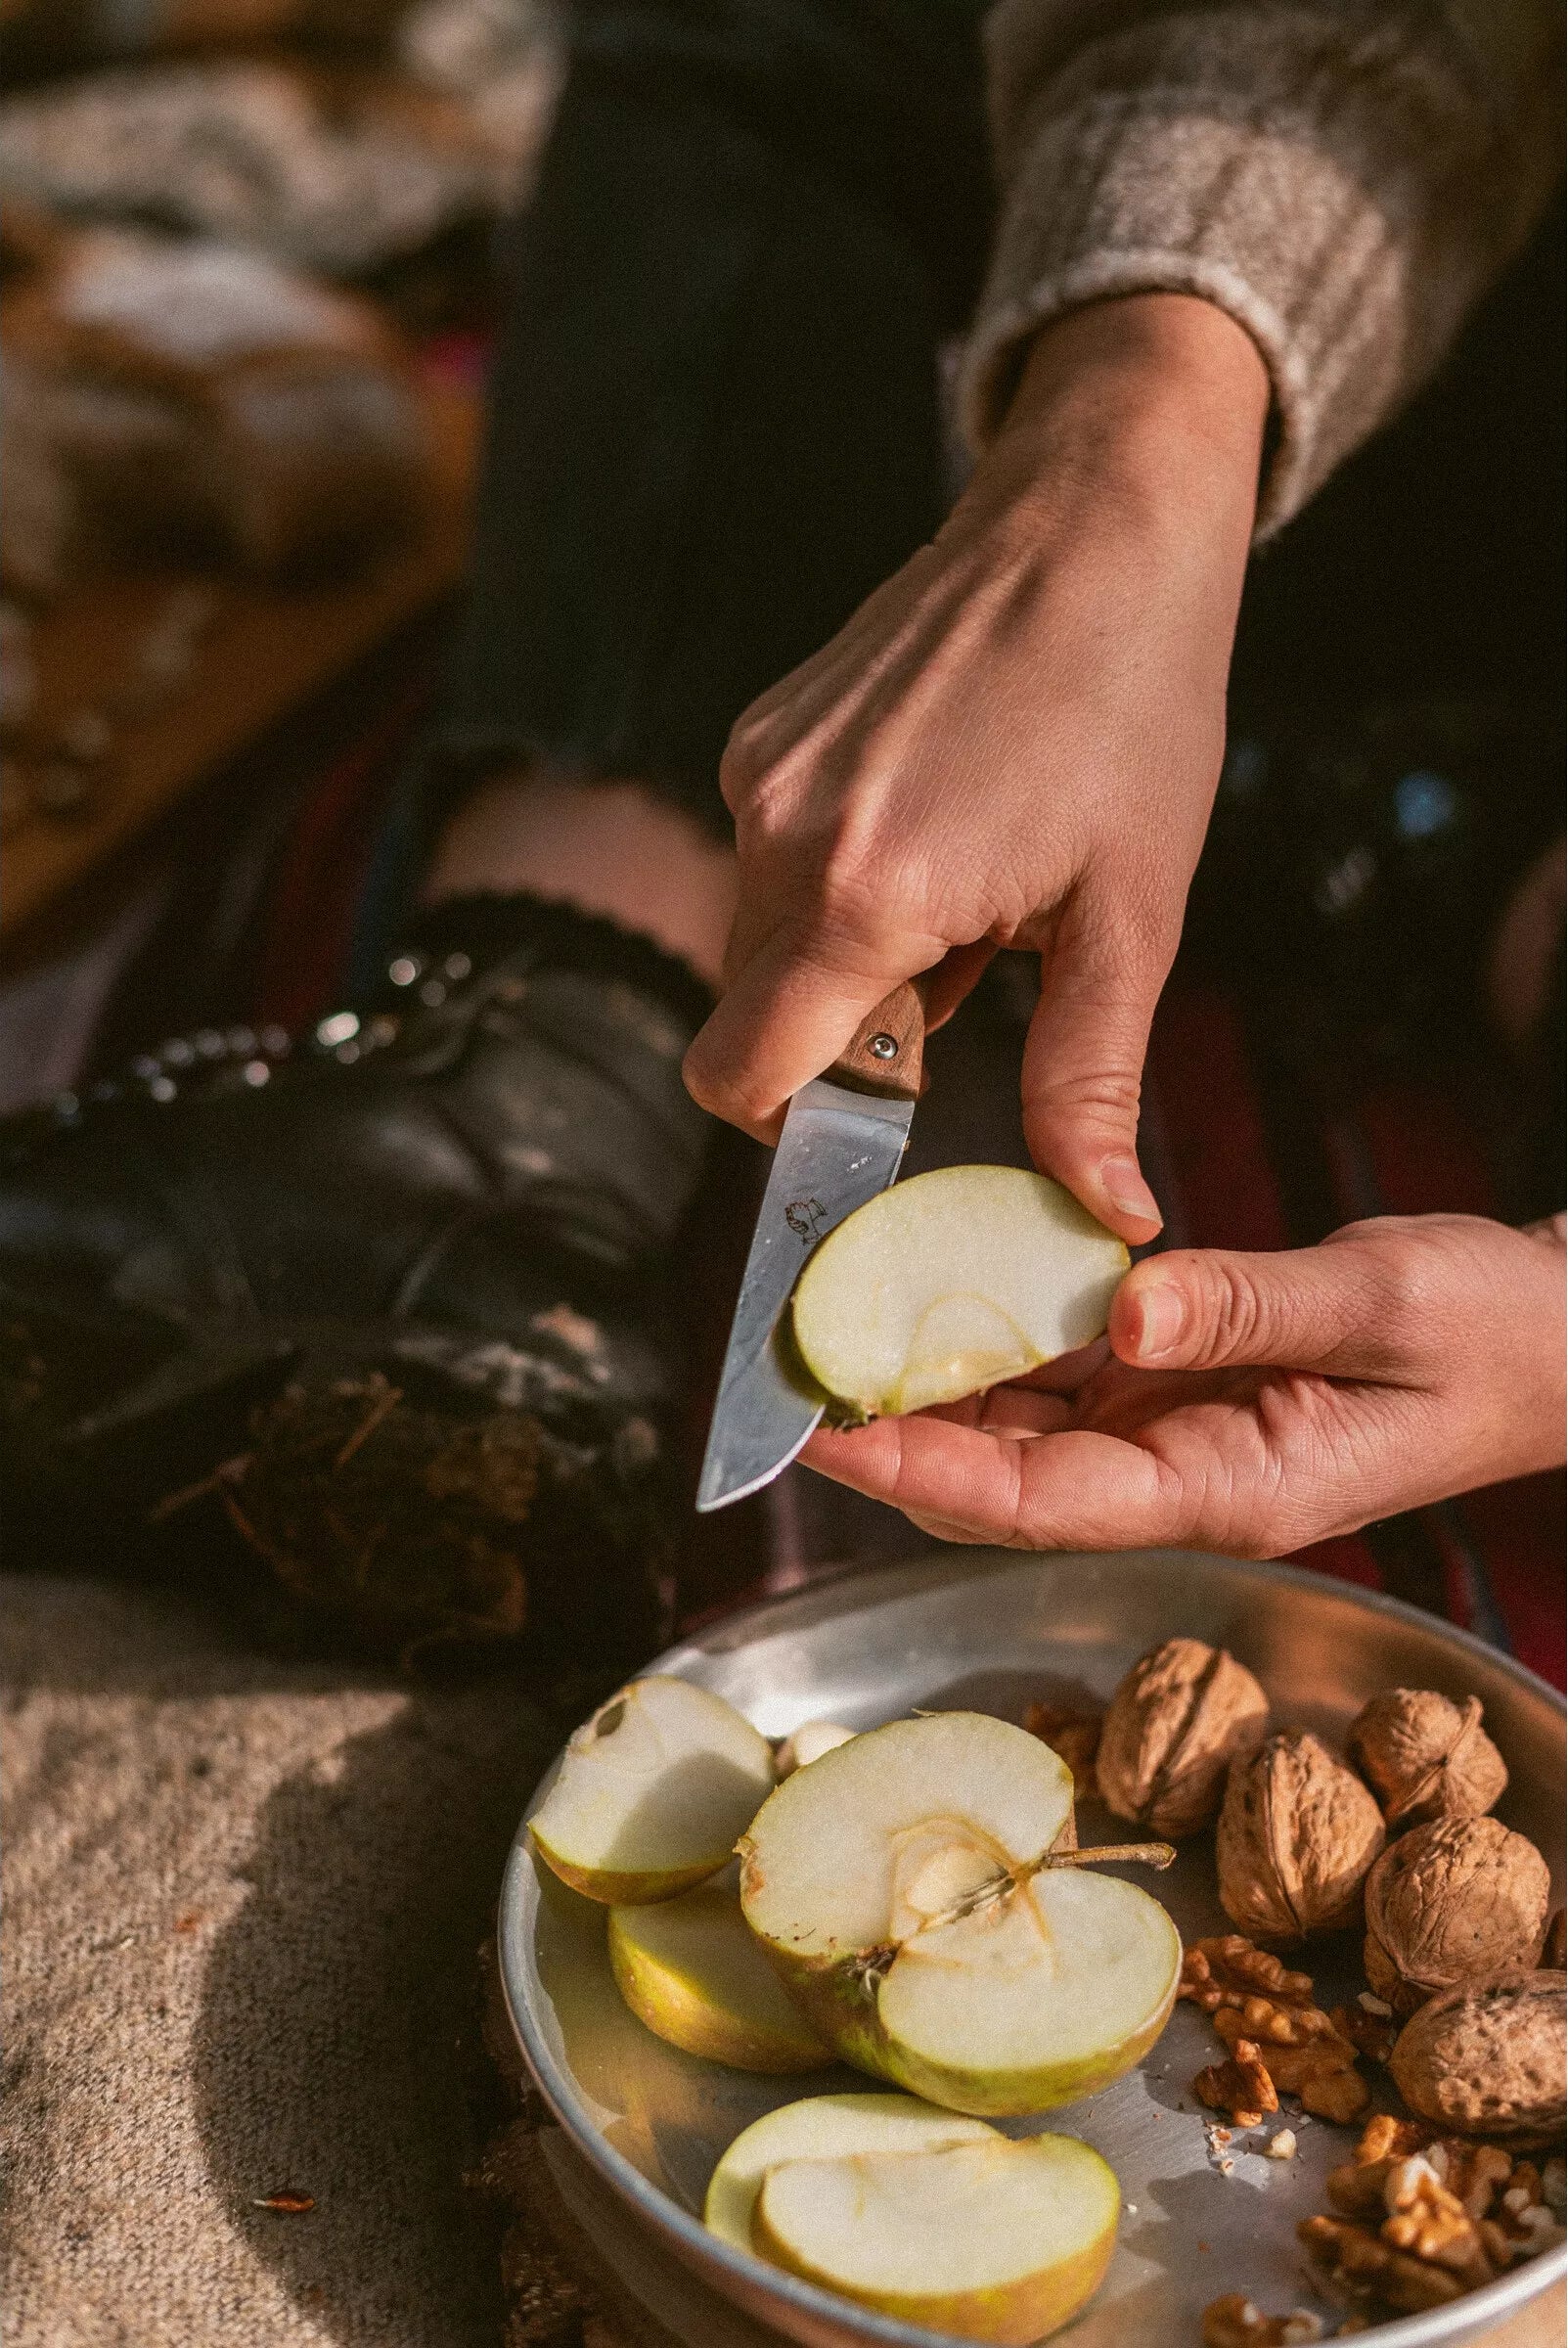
left=1037, top=1842, right=1177, bottom=1874
left=912, top=1838, right=1176, bottom=1934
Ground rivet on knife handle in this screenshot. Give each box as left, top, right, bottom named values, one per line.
left=828, top=979, right=926, bottom=1102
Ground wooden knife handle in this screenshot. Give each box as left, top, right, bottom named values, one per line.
left=826, top=979, right=927, bottom=1102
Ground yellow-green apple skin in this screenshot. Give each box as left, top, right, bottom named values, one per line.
left=530, top=1676, right=775, bottom=1905
left=606, top=1876, right=830, bottom=2072
left=738, top=1711, right=1180, bottom=2114
left=750, top=2134, right=1121, bottom=2345
left=702, top=2091, right=999, bottom=2251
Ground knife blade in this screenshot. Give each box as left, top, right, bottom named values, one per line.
left=695, top=982, right=925, bottom=1512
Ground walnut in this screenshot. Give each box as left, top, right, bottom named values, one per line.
left=1021, top=1702, right=1101, bottom=1800
left=1363, top=1816, right=1551, bottom=2013
left=1352, top=2113, right=1430, bottom=2167
left=1380, top=2156, right=1495, bottom=2288
left=1347, top=1689, right=1507, bottom=1827
left=1195, top=2038, right=1278, bottom=2128
left=1097, top=1639, right=1268, bottom=1838
left=1389, top=1971, right=1568, bottom=2145
left=1298, top=2214, right=1467, bottom=2312
left=1216, top=1731, right=1385, bottom=1942
left=1179, top=1935, right=1317, bottom=2014
left=1201, top=2295, right=1322, bottom=2348
left=1213, top=2001, right=1367, bottom=2123
left=1331, top=2000, right=1398, bottom=2065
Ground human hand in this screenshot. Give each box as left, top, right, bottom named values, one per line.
left=800, top=1213, right=1568, bottom=1555
left=684, top=292, right=1270, bottom=1242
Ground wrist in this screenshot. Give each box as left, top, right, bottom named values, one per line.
left=986, top=294, right=1270, bottom=534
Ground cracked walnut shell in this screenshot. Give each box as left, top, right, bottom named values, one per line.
left=1348, top=1689, right=1507, bottom=1827
left=1390, top=1972, right=1567, bottom=2145
left=1098, top=1638, right=1268, bottom=1839
left=1217, top=1731, right=1385, bottom=1943
left=1364, top=1816, right=1551, bottom=2014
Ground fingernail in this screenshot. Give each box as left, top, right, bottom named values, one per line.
left=1099, top=1155, right=1162, bottom=1227
left=1128, top=1279, right=1186, bottom=1361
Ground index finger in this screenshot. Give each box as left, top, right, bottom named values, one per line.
left=800, top=1414, right=1187, bottom=1551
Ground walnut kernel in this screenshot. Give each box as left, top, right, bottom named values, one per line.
left=1347, top=1689, right=1507, bottom=1827
left=1201, top=2295, right=1322, bottom=2348
left=1217, top=1731, right=1385, bottom=1942
left=1195, top=2038, right=1278, bottom=2128
left=1363, top=1815, right=1551, bottom=2013
left=1389, top=1971, right=1567, bottom=2145
left=1097, top=1639, right=1268, bottom=1838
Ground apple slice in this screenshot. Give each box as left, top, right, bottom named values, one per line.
left=790, top=1164, right=1128, bottom=1420
left=531, top=1677, right=774, bottom=1904
left=753, top=2132, right=1120, bottom=2345
left=739, top=1712, right=1180, bottom=2113
left=775, top=1720, right=857, bottom=1777
left=703, top=2091, right=999, bottom=2252
left=608, top=1870, right=830, bottom=2071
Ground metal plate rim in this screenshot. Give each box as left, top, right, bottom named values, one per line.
left=498, top=1547, right=1565, bottom=2348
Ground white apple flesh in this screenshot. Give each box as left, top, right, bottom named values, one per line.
left=752, top=2132, right=1121, bottom=2345
left=607, top=1872, right=830, bottom=2072
left=530, top=1677, right=775, bottom=1905
left=790, top=1164, right=1129, bottom=1420
left=702, top=2091, right=999, bottom=2253
left=739, top=1711, right=1180, bottom=2114
left=775, top=1720, right=857, bottom=1777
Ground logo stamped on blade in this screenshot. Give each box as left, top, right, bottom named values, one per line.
left=784, top=1197, right=829, bottom=1243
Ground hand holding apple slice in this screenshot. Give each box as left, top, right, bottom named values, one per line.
left=739, top=1711, right=1180, bottom=2113
left=790, top=1164, right=1128, bottom=1420
left=530, top=1677, right=775, bottom=1904
left=752, top=2131, right=1121, bottom=2345
left=608, top=1871, right=830, bottom=2072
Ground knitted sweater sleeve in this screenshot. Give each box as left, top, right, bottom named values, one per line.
left=963, top=1, right=1562, bottom=533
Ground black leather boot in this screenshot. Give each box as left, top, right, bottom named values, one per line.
left=0, top=894, right=714, bottom=1664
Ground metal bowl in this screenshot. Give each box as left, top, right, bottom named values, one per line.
left=498, top=1548, right=1565, bottom=2348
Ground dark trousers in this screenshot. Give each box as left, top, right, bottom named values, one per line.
left=434, top=0, right=991, bottom=833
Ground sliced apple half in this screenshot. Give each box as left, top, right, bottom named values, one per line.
left=790, top=1164, right=1129, bottom=1420
left=775, top=1720, right=857, bottom=1777
left=753, top=2132, right=1120, bottom=2345
left=703, top=2090, right=998, bottom=2253
left=530, top=1677, right=775, bottom=1904
left=608, top=1870, right=830, bottom=2071
left=739, top=1711, right=1179, bottom=2114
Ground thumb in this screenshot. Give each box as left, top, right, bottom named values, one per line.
left=1109, top=1239, right=1400, bottom=1379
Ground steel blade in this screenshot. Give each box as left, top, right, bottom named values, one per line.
left=696, top=1077, right=914, bottom=1510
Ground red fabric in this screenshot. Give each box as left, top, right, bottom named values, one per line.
left=253, top=682, right=427, bottom=1031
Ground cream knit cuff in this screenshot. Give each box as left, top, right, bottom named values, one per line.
left=963, top=5, right=1558, bottom=538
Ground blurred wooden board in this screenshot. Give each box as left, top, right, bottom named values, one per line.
left=1, top=374, right=478, bottom=943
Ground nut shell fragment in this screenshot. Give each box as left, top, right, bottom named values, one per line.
left=1217, top=1731, right=1385, bottom=1943
left=1364, top=1816, right=1551, bottom=2014
left=1348, top=1690, right=1507, bottom=1827
left=1098, top=1639, right=1268, bottom=1839
left=1389, top=1972, right=1567, bottom=2145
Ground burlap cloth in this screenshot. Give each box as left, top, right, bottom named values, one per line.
left=4, top=1570, right=1560, bottom=2348
left=0, top=1570, right=685, bottom=2348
